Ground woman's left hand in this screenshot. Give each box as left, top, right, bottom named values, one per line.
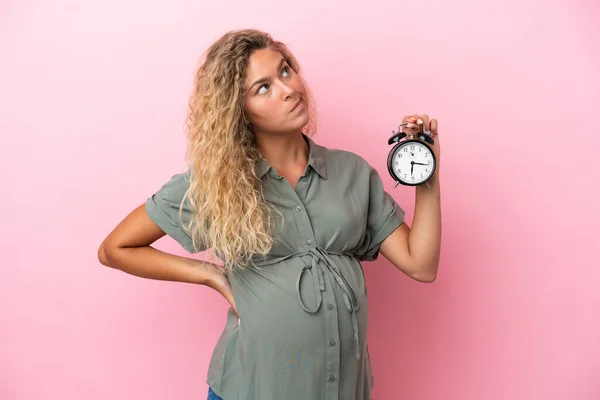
left=401, top=114, right=441, bottom=165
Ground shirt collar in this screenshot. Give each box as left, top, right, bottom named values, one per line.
left=257, top=133, right=327, bottom=180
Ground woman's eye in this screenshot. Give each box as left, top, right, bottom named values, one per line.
left=256, top=66, right=290, bottom=95
left=257, top=84, right=268, bottom=94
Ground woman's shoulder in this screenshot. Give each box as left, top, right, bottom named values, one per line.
left=149, top=167, right=192, bottom=201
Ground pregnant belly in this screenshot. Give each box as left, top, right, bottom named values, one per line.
left=231, top=274, right=368, bottom=360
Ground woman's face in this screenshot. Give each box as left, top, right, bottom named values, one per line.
left=243, top=47, right=309, bottom=136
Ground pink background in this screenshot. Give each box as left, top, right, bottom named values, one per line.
left=1, top=0, right=599, bottom=399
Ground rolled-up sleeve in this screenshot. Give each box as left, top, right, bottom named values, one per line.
left=356, top=165, right=405, bottom=262
left=145, top=169, right=202, bottom=253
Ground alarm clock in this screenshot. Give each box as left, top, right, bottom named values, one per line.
left=387, top=121, right=436, bottom=188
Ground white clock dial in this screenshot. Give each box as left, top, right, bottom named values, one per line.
left=392, top=141, right=435, bottom=184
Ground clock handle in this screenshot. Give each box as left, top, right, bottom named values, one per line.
left=388, top=121, right=411, bottom=145
left=389, top=122, right=435, bottom=145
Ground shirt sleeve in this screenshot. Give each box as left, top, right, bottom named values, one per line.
left=144, top=169, right=203, bottom=253
left=355, top=164, right=406, bottom=262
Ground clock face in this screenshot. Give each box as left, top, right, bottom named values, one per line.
left=390, top=140, right=436, bottom=185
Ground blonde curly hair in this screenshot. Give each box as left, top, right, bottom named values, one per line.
left=180, top=28, right=317, bottom=271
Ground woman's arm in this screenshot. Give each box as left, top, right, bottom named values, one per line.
left=98, top=203, right=211, bottom=283
left=98, top=204, right=238, bottom=314
left=379, top=172, right=441, bottom=283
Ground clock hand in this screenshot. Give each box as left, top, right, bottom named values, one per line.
left=413, top=162, right=428, bottom=166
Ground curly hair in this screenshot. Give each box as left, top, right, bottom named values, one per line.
left=179, top=28, right=317, bottom=272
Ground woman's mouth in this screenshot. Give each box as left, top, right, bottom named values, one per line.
left=290, top=99, right=304, bottom=113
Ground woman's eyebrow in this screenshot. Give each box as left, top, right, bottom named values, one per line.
left=248, top=58, right=286, bottom=91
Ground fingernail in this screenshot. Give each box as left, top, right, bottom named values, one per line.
left=417, top=119, right=423, bottom=125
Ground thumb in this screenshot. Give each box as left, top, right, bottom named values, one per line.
left=231, top=300, right=239, bottom=319
left=222, top=289, right=239, bottom=318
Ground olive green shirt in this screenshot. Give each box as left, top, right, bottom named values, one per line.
left=145, top=134, right=405, bottom=400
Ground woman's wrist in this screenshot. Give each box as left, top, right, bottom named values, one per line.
left=192, top=260, right=225, bottom=287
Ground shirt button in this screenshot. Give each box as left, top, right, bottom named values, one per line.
left=328, top=375, right=336, bottom=382
left=327, top=304, right=334, bottom=310
left=306, top=239, right=312, bottom=246
left=295, top=206, right=302, bottom=212
left=329, top=340, right=336, bottom=346
left=301, top=176, right=307, bottom=182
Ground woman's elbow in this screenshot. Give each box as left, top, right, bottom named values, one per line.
left=97, top=241, right=112, bottom=267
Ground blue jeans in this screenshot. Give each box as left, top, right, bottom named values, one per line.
left=208, top=387, right=223, bottom=400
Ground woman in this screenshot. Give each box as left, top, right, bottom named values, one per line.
left=98, top=28, right=441, bottom=400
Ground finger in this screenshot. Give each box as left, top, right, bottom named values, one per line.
left=430, top=118, right=438, bottom=137
left=222, top=290, right=238, bottom=315
left=402, top=114, right=420, bottom=125
left=402, top=114, right=421, bottom=131
left=409, top=114, right=420, bottom=129
left=399, top=117, right=410, bottom=133
left=402, top=114, right=420, bottom=123
left=418, top=114, right=430, bottom=132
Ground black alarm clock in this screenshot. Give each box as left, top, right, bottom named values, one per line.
left=387, top=121, right=436, bottom=188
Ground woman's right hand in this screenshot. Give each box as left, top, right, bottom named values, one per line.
left=205, top=265, right=239, bottom=318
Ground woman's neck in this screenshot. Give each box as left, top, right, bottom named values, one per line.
left=255, top=131, right=309, bottom=174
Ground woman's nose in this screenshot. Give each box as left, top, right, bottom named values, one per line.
left=279, top=81, right=296, bottom=98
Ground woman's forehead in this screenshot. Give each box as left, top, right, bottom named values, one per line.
left=245, top=48, right=285, bottom=86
